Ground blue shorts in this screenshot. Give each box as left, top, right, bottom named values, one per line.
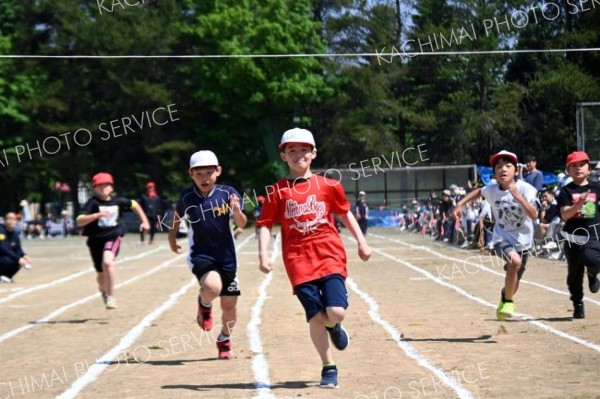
left=295, top=274, right=348, bottom=322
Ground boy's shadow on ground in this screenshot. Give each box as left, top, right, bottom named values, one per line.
left=401, top=334, right=496, bottom=343
left=162, top=380, right=313, bottom=391
left=523, top=316, right=575, bottom=322
left=30, top=318, right=109, bottom=325
left=139, top=358, right=222, bottom=366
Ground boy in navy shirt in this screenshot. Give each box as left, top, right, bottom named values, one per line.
left=168, top=150, right=247, bottom=359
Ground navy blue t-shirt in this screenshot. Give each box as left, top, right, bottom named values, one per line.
left=0, top=224, right=25, bottom=264
left=176, top=184, right=244, bottom=271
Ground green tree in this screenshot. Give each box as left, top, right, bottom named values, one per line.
left=4, top=0, right=186, bottom=210
left=181, top=0, right=331, bottom=188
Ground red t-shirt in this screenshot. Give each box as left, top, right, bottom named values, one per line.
left=256, top=175, right=350, bottom=288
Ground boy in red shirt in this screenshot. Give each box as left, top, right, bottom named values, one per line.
left=256, top=128, right=371, bottom=389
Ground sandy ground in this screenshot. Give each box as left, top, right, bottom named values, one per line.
left=1, top=228, right=599, bottom=399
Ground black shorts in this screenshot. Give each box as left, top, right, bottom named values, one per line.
left=190, top=258, right=241, bottom=296
left=87, top=237, right=123, bottom=272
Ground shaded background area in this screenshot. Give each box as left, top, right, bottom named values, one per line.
left=0, top=0, right=599, bottom=213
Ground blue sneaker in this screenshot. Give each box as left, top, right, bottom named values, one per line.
left=326, top=324, right=349, bottom=350
left=320, top=365, right=338, bottom=389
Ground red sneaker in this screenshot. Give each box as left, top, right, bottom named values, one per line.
left=217, top=339, right=233, bottom=359
left=196, top=299, right=213, bottom=331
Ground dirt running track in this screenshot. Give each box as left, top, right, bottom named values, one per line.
left=0, top=229, right=599, bottom=399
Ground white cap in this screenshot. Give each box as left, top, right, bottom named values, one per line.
left=279, top=128, right=316, bottom=148
left=189, top=150, right=219, bottom=169
left=358, top=191, right=366, bottom=196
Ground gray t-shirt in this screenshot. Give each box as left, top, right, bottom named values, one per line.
left=481, top=180, right=538, bottom=250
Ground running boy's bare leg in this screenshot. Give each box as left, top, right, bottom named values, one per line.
left=325, top=306, right=345, bottom=325
left=196, top=271, right=222, bottom=331
left=220, top=296, right=237, bottom=336
left=102, top=251, right=117, bottom=296
left=309, top=311, right=334, bottom=364
left=199, top=271, right=223, bottom=304
left=96, top=272, right=106, bottom=294
left=503, top=251, right=522, bottom=300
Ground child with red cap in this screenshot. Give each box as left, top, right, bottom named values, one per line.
left=138, top=181, right=163, bottom=245
left=256, top=128, right=371, bottom=389
left=77, top=172, right=150, bottom=309
left=454, top=150, right=538, bottom=320
left=556, top=151, right=600, bottom=319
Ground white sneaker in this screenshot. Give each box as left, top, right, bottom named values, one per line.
left=0, top=276, right=12, bottom=283
left=105, top=296, right=118, bottom=309
left=542, top=242, right=558, bottom=250
left=548, top=252, right=561, bottom=260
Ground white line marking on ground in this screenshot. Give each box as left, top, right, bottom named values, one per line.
left=365, top=241, right=600, bottom=353
left=0, top=246, right=165, bottom=305
left=370, top=233, right=600, bottom=307
left=0, top=255, right=184, bottom=343
left=247, top=233, right=280, bottom=399
left=347, top=278, right=475, bottom=399
left=55, top=234, right=254, bottom=399
left=55, top=278, right=197, bottom=399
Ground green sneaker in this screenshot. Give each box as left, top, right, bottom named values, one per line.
left=497, top=301, right=515, bottom=320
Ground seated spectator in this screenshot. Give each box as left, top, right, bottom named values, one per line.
left=61, top=210, right=76, bottom=236
left=45, top=212, right=66, bottom=238
left=0, top=212, right=33, bottom=282
left=554, top=172, right=572, bottom=197
left=26, top=213, right=46, bottom=239
left=397, top=204, right=409, bottom=231
left=537, top=189, right=563, bottom=259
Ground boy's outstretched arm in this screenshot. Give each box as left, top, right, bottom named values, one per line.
left=76, top=211, right=110, bottom=227
left=338, top=211, right=372, bottom=261
left=258, top=226, right=273, bottom=273
left=131, top=201, right=151, bottom=232
left=167, top=211, right=183, bottom=254
left=452, top=188, right=482, bottom=219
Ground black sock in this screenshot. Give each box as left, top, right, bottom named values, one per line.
left=501, top=288, right=513, bottom=303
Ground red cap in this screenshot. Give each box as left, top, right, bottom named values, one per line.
left=92, top=172, right=114, bottom=186
left=566, top=151, right=590, bottom=167
left=489, top=150, right=518, bottom=167
left=257, top=196, right=266, bottom=203
left=146, top=181, right=156, bottom=189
